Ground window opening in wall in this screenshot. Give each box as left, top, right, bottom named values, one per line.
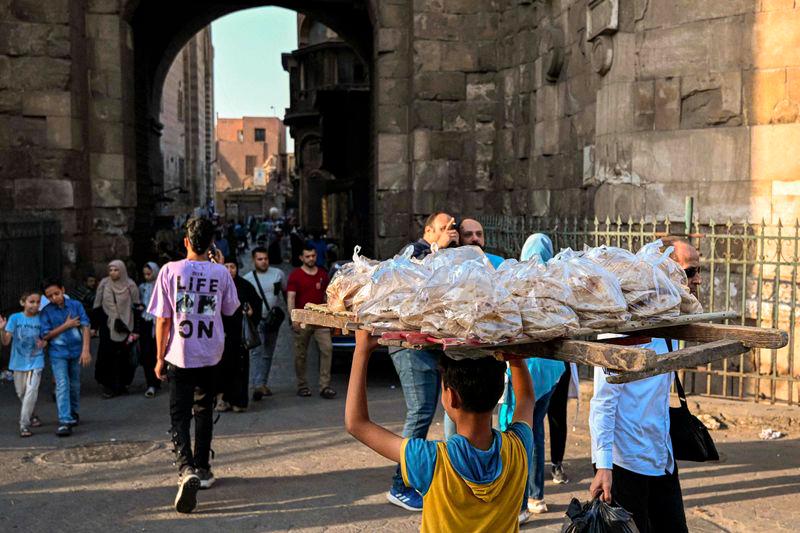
left=245, top=155, right=257, bottom=176
left=255, top=128, right=266, bottom=142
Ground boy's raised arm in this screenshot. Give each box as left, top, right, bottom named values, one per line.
left=345, top=330, right=403, bottom=463
left=509, top=359, right=534, bottom=428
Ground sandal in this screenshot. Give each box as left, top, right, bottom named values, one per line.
left=20, top=427, right=32, bottom=438
left=297, top=387, right=312, bottom=397
left=30, top=415, right=42, bottom=428
left=320, top=387, right=337, bottom=400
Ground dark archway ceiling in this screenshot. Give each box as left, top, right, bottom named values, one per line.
left=127, top=0, right=373, bottom=104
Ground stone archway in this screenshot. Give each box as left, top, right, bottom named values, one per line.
left=123, top=0, right=375, bottom=262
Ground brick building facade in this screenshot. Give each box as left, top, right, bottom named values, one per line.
left=215, top=116, right=289, bottom=221
left=0, top=0, right=799, bottom=273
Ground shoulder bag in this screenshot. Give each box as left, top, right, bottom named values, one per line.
left=241, top=303, right=262, bottom=350
left=667, top=340, right=719, bottom=462
left=252, top=272, right=285, bottom=333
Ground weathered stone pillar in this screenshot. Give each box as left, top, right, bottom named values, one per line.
left=85, top=2, right=138, bottom=268
left=373, top=0, right=413, bottom=257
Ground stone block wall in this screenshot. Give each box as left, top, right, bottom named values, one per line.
left=3, top=0, right=800, bottom=272
left=0, top=0, right=91, bottom=274
left=395, top=0, right=800, bottom=240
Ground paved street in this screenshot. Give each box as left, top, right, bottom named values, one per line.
left=1, top=316, right=799, bottom=532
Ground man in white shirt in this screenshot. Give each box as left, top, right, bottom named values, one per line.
left=589, top=238, right=702, bottom=533
left=242, top=246, right=286, bottom=400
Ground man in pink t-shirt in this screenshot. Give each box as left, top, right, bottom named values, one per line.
left=148, top=217, right=239, bottom=514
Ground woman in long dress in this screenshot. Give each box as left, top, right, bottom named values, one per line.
left=93, top=260, right=140, bottom=398
left=138, top=262, right=160, bottom=398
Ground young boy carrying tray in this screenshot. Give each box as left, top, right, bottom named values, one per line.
left=345, top=331, right=534, bottom=532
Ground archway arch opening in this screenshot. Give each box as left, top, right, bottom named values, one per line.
left=126, top=0, right=375, bottom=262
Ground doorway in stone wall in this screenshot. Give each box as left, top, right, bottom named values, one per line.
left=123, top=0, right=375, bottom=264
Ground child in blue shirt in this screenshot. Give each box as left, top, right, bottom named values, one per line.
left=40, top=278, right=92, bottom=437
left=0, top=290, right=47, bottom=437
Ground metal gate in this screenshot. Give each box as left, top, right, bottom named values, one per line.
left=0, top=218, right=62, bottom=315
left=480, top=214, right=800, bottom=406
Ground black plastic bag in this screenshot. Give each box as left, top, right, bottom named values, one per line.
left=561, top=498, right=639, bottom=533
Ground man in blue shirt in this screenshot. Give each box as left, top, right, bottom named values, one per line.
left=589, top=238, right=701, bottom=533
left=40, top=278, right=92, bottom=437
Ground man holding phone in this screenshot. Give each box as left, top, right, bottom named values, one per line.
left=148, top=216, right=240, bottom=514
left=386, top=211, right=459, bottom=512
left=243, top=246, right=286, bottom=401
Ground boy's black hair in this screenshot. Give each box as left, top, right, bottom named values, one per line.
left=20, top=289, right=41, bottom=302
left=41, top=277, right=64, bottom=292
left=184, top=216, right=215, bottom=254
left=251, top=246, right=268, bottom=258
left=439, top=354, right=506, bottom=413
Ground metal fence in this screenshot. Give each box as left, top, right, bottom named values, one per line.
left=0, top=218, right=62, bottom=315
left=479, top=214, right=800, bottom=405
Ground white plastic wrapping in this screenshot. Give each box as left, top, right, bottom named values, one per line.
left=356, top=246, right=430, bottom=329
left=585, top=243, right=681, bottom=319
left=405, top=246, right=523, bottom=343
left=650, top=248, right=704, bottom=315
left=547, top=248, right=630, bottom=328
left=325, top=246, right=379, bottom=313
left=496, top=259, right=579, bottom=340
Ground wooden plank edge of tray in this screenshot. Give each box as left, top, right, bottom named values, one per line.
left=605, top=339, right=750, bottom=384
left=384, top=339, right=658, bottom=373
left=633, top=322, right=788, bottom=349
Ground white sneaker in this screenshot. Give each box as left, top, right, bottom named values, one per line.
left=518, top=508, right=532, bottom=524
left=528, top=498, right=548, bottom=514
left=144, top=387, right=156, bottom=398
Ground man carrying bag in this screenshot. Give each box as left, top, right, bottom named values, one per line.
left=588, top=237, right=705, bottom=533
left=243, top=246, right=286, bottom=401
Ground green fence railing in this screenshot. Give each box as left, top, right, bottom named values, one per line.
left=479, top=214, right=800, bottom=406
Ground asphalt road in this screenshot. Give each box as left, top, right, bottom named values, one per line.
left=0, top=256, right=798, bottom=531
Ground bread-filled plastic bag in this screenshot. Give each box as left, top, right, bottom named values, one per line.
left=407, top=247, right=522, bottom=343
left=547, top=249, right=630, bottom=329
left=496, top=259, right=579, bottom=340
left=356, top=246, right=430, bottom=329
left=585, top=244, right=681, bottom=320
left=642, top=242, right=703, bottom=315
left=325, top=246, right=379, bottom=313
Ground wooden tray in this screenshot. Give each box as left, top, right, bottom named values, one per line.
left=290, top=307, right=788, bottom=382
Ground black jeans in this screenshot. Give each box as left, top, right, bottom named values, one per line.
left=547, top=363, right=571, bottom=464
left=168, top=363, right=217, bottom=472
left=611, top=464, right=688, bottom=533
left=138, top=325, right=160, bottom=389
left=221, top=342, right=249, bottom=409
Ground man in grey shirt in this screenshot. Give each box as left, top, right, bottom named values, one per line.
left=242, top=246, right=286, bottom=400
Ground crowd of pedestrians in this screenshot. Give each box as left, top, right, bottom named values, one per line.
left=0, top=209, right=702, bottom=531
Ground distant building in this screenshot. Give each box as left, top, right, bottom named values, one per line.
left=282, top=14, right=371, bottom=255
left=215, top=116, right=290, bottom=221
left=158, top=27, right=215, bottom=219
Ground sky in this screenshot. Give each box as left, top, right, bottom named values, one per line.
left=211, top=7, right=298, bottom=148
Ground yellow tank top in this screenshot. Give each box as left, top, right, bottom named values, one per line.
left=406, top=431, right=529, bottom=533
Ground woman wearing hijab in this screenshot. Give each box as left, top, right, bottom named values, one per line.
left=93, top=260, right=140, bottom=398
left=138, top=262, right=160, bottom=398
left=217, top=260, right=262, bottom=412
left=499, top=233, right=568, bottom=523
